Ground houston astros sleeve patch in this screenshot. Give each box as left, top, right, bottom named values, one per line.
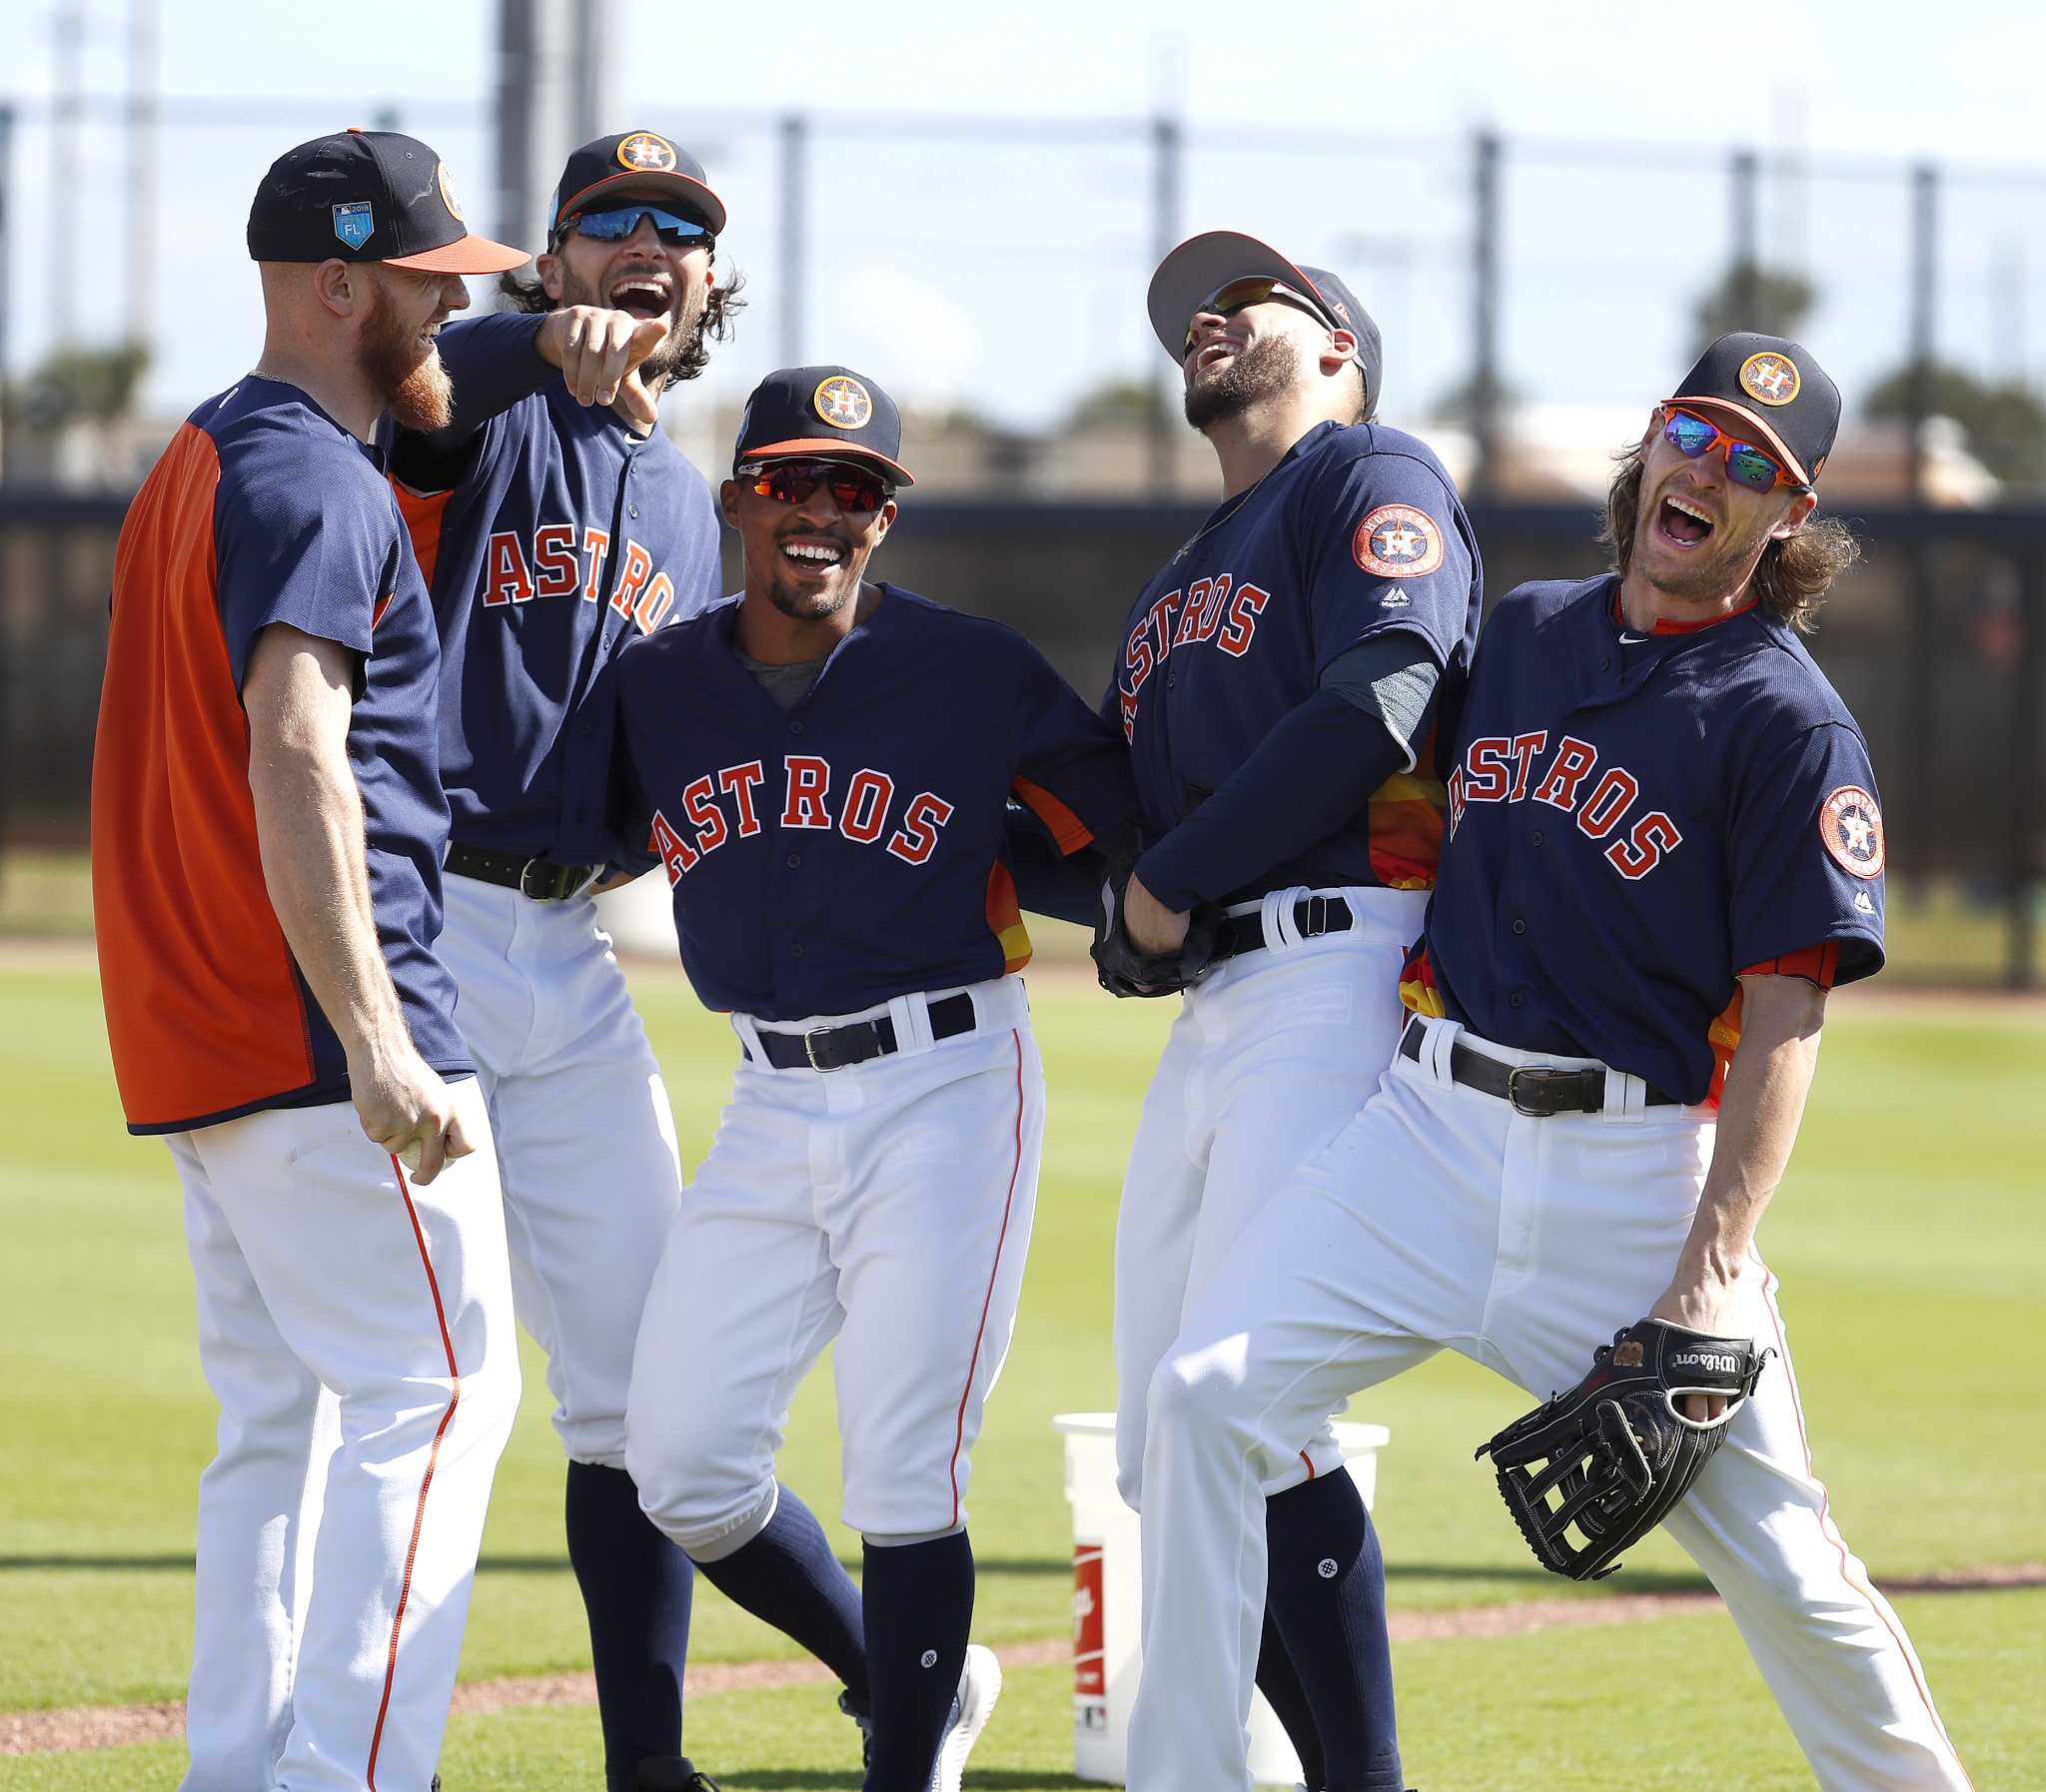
left=1354, top=503, right=1445, bottom=578
left=1819, top=785, right=1884, bottom=878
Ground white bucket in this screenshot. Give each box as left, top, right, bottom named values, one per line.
left=1054, top=1410, right=1392, bottom=1787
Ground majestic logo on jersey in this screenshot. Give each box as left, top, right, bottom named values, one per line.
left=1353, top=504, right=1444, bottom=579
left=1739, top=352, right=1800, bottom=406
left=616, top=132, right=678, bottom=172
left=1115, top=571, right=1274, bottom=738
left=1448, top=730, right=1684, bottom=881
left=480, top=523, right=675, bottom=632
left=649, top=756, right=955, bottom=881
left=332, top=202, right=375, bottom=251
left=1819, top=785, right=1884, bottom=878
left=814, top=376, right=873, bottom=430
left=437, top=161, right=464, bottom=222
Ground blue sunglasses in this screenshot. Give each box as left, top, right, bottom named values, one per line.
left=562, top=205, right=714, bottom=248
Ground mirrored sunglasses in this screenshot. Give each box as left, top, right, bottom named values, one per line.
left=1661, top=407, right=1803, bottom=492
left=563, top=205, right=714, bottom=247
left=1183, top=277, right=1329, bottom=352
left=738, top=459, right=892, bottom=513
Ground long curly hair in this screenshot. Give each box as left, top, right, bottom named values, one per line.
left=495, top=262, right=745, bottom=389
left=1600, top=438, right=1859, bottom=634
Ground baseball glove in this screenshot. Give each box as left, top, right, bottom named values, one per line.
left=1475, top=1318, right=1770, bottom=1581
left=1090, top=852, right=1220, bottom=999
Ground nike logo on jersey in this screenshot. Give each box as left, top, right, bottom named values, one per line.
left=649, top=755, right=956, bottom=880
left=1117, top=572, right=1274, bottom=738
left=1448, top=731, right=1684, bottom=880
left=484, top=523, right=676, bottom=633
left=1617, top=631, right=1647, bottom=643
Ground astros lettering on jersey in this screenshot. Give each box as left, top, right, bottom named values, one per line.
left=1111, top=420, right=1482, bottom=896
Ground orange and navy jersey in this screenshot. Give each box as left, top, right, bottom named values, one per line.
left=92, top=378, right=470, bottom=1135
left=594, top=585, right=1138, bottom=1022
left=1422, top=575, right=1884, bottom=1105
left=1105, top=420, right=1482, bottom=901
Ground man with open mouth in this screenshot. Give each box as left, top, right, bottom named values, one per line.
left=382, top=133, right=864, bottom=1792
left=1126, top=337, right=1973, bottom=1792
left=597, top=366, right=1139, bottom=1792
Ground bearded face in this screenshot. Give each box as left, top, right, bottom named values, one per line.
left=545, top=229, right=712, bottom=392
left=1183, top=332, right=1301, bottom=431
left=358, top=272, right=456, bottom=433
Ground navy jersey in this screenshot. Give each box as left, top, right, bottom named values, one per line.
left=1411, top=575, right=1886, bottom=1104
left=1111, top=419, right=1481, bottom=898
left=94, top=378, right=469, bottom=1133
left=393, top=313, right=723, bottom=859
left=605, top=586, right=1138, bottom=1020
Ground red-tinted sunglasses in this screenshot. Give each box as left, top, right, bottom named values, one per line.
left=738, top=458, right=893, bottom=514
left=1660, top=407, right=1805, bottom=492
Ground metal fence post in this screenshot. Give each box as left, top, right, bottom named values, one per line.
left=1149, top=114, right=1182, bottom=496
left=780, top=113, right=807, bottom=367
left=1902, top=162, right=1940, bottom=903
left=2013, top=544, right=2043, bottom=989
left=1730, top=149, right=1758, bottom=325
left=1472, top=129, right=1501, bottom=497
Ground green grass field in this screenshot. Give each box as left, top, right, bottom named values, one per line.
left=3, top=951, right=2042, bottom=1788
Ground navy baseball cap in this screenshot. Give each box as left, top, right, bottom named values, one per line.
left=247, top=129, right=527, bottom=274
left=1662, top=332, right=1840, bottom=487
left=1148, top=230, right=1384, bottom=418
left=547, top=131, right=727, bottom=242
left=733, top=367, right=915, bottom=487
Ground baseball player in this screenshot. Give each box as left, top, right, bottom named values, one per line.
left=386, top=134, right=870, bottom=1792
left=1129, top=335, right=1973, bottom=1791
left=1095, top=233, right=1482, bottom=1792
left=591, top=366, right=1138, bottom=1792
left=91, top=130, right=527, bottom=1792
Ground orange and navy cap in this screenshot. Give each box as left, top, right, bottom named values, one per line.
left=547, top=131, right=726, bottom=243
left=1662, top=332, right=1840, bottom=487
left=1148, top=229, right=1384, bottom=420
left=246, top=129, right=527, bottom=275
left=733, top=367, right=914, bottom=487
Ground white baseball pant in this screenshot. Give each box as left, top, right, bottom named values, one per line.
left=1129, top=1014, right=1971, bottom=1792
left=626, top=976, right=1042, bottom=1555
left=1113, top=884, right=1427, bottom=1509
left=171, top=1077, right=518, bottom=1792
left=439, top=874, right=683, bottom=1467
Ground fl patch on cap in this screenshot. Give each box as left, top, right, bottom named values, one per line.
left=733, top=367, right=914, bottom=486
left=547, top=130, right=727, bottom=241
left=1663, top=332, right=1841, bottom=487
left=1148, top=230, right=1384, bottom=419
left=246, top=129, right=528, bottom=274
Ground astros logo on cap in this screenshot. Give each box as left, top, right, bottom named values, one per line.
left=814, top=376, right=873, bottom=430
left=1739, top=352, right=1801, bottom=407
left=617, top=132, right=678, bottom=172
left=437, top=162, right=464, bottom=222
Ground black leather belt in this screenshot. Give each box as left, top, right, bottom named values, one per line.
left=750, top=992, right=978, bottom=1072
left=445, top=841, right=597, bottom=902
left=1212, top=894, right=1356, bottom=963
left=1399, top=1019, right=1680, bottom=1116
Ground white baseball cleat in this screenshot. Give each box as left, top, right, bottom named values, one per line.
left=927, top=1642, right=1002, bottom=1792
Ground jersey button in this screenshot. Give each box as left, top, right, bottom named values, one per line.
left=1531, top=829, right=1545, bottom=846
left=1510, top=990, right=1527, bottom=1008
left=785, top=852, right=802, bottom=869
left=788, top=943, right=806, bottom=959
left=628, top=505, right=639, bottom=518
left=1512, top=918, right=1527, bottom=935
left=1598, top=656, right=1611, bottom=671
left=788, top=720, right=805, bottom=735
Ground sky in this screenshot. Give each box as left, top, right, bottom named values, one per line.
left=4, top=0, right=2043, bottom=440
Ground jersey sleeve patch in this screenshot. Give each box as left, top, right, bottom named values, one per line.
left=1353, top=503, right=1445, bottom=579
left=1818, top=785, right=1884, bottom=878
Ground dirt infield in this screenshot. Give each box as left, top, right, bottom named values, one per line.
left=8, top=1563, right=2038, bottom=1757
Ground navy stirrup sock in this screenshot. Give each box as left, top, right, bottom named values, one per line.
left=564, top=1461, right=694, bottom=1792
left=691, top=1482, right=869, bottom=1702
left=1265, top=1472, right=1404, bottom=1792
left=1256, top=1604, right=1328, bottom=1791
left=859, top=1530, right=973, bottom=1791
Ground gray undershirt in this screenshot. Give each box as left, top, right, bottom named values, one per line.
left=736, top=648, right=829, bottom=711
left=1320, top=632, right=1442, bottom=765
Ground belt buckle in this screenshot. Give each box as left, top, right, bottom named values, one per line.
left=803, top=1027, right=840, bottom=1073
left=1506, top=1065, right=1578, bottom=1118
left=518, top=858, right=561, bottom=902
